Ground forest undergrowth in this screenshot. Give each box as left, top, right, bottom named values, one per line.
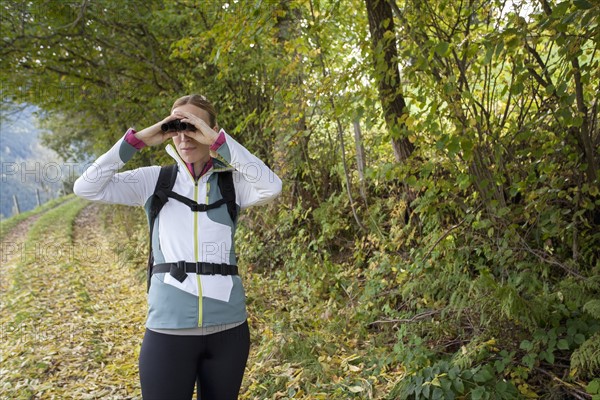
left=96, top=181, right=600, bottom=400
left=0, top=185, right=599, bottom=400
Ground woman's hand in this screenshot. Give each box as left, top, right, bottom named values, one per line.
left=171, top=110, right=220, bottom=146
left=134, top=115, right=180, bottom=147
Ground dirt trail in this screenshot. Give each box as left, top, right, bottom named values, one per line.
left=1, top=214, right=42, bottom=244
left=0, top=202, right=146, bottom=399
left=62, top=202, right=147, bottom=398
left=0, top=214, right=42, bottom=293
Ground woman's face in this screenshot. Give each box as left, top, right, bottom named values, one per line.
left=171, top=103, right=212, bottom=164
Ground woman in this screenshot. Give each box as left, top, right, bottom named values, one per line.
left=74, top=94, right=282, bottom=399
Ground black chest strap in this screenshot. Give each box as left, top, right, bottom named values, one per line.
left=158, top=169, right=237, bottom=221
left=163, top=190, right=229, bottom=213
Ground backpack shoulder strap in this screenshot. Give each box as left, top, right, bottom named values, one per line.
left=217, top=171, right=237, bottom=223
left=149, top=164, right=178, bottom=223
left=147, top=164, right=178, bottom=291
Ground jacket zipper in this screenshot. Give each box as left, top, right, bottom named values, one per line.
left=194, top=179, right=203, bottom=327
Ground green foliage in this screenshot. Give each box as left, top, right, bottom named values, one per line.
left=518, top=317, right=600, bottom=371
left=2, top=0, right=598, bottom=398
left=584, top=300, right=600, bottom=320
left=571, top=333, right=600, bottom=379
left=570, top=301, right=600, bottom=379
left=588, top=379, right=600, bottom=397
left=396, top=361, right=519, bottom=400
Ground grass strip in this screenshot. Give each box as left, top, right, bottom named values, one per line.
left=0, top=195, right=74, bottom=242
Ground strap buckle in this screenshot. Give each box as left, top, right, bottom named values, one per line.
left=220, top=263, right=229, bottom=276
left=170, top=260, right=188, bottom=283
left=190, top=203, right=207, bottom=212
left=205, top=263, right=215, bottom=275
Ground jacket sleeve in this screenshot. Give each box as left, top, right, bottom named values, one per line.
left=214, top=130, right=282, bottom=209
left=73, top=132, right=159, bottom=207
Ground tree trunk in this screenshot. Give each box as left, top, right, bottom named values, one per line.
left=364, top=0, right=414, bottom=162
left=274, top=0, right=315, bottom=203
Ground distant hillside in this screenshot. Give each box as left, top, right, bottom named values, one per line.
left=0, top=105, right=65, bottom=219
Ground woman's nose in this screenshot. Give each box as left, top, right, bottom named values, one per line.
left=178, top=131, right=189, bottom=141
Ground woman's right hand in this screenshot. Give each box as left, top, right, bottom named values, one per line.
left=134, top=115, right=179, bottom=147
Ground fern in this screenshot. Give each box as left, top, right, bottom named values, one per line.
left=571, top=333, right=600, bottom=378
left=583, top=300, right=600, bottom=320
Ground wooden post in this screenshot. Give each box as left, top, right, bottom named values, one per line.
left=13, top=195, right=20, bottom=215
left=36, top=188, right=41, bottom=207
left=353, top=120, right=368, bottom=205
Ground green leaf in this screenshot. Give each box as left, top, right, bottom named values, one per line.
left=213, top=47, right=221, bottom=64
left=587, top=379, right=600, bottom=394
left=523, top=354, right=536, bottom=369
left=447, top=137, right=461, bottom=156
left=557, top=339, right=569, bottom=350
left=552, top=1, right=571, bottom=17
left=432, top=388, right=444, bottom=399
left=435, top=42, right=451, bottom=57
left=484, top=45, right=494, bottom=64
left=511, top=81, right=524, bottom=95
left=453, top=378, right=465, bottom=393
left=460, top=137, right=474, bottom=159
left=544, top=350, right=555, bottom=364
left=474, top=368, right=493, bottom=383
left=520, top=340, right=533, bottom=351
left=471, top=387, right=485, bottom=400
left=583, top=300, right=600, bottom=319
left=457, top=174, right=471, bottom=190
left=496, top=380, right=509, bottom=394
left=448, top=367, right=459, bottom=381
left=573, top=0, right=593, bottom=9
left=495, top=41, right=504, bottom=57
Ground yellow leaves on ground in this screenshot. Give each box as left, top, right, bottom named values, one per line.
left=0, top=199, right=145, bottom=399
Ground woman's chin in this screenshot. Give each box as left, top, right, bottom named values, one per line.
left=177, top=151, right=208, bottom=165
left=176, top=145, right=210, bottom=163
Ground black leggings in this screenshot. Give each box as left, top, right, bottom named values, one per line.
left=139, top=321, right=250, bottom=400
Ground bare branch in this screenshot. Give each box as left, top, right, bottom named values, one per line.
left=525, top=42, right=553, bottom=84
left=422, top=204, right=483, bottom=261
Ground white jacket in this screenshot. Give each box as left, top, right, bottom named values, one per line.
left=74, top=129, right=282, bottom=328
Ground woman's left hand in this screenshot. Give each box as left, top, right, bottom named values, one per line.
left=172, top=110, right=219, bottom=146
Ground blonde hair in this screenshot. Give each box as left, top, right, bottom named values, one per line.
left=171, top=94, right=217, bottom=127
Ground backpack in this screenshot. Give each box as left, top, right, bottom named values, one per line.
left=146, top=164, right=237, bottom=290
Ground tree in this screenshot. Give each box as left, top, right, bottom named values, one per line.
left=364, top=0, right=415, bottom=162
left=2, top=1, right=186, bottom=162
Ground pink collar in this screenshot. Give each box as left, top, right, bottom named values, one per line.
left=186, top=159, right=213, bottom=180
